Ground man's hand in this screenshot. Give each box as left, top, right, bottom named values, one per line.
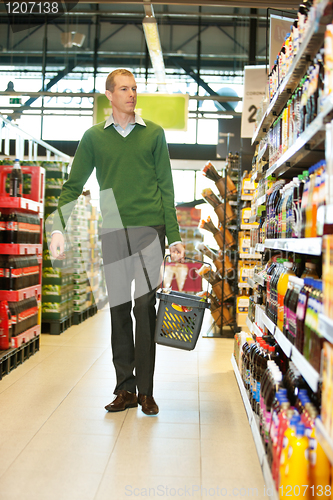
left=49, top=232, right=66, bottom=260
left=170, top=243, right=185, bottom=262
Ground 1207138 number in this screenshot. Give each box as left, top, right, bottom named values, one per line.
left=279, top=485, right=332, bottom=496
left=5, top=2, right=59, bottom=14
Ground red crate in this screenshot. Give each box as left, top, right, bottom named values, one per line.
left=11, top=324, right=40, bottom=348
left=0, top=165, right=45, bottom=205
left=0, top=284, right=41, bottom=302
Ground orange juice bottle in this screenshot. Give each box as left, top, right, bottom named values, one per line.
left=309, top=420, right=331, bottom=499
left=279, top=414, right=300, bottom=497
left=280, top=422, right=311, bottom=500
left=277, top=261, right=295, bottom=331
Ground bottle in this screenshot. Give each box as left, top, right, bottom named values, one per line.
left=9, top=159, right=23, bottom=198
left=301, top=262, right=319, bottom=279
left=277, top=261, right=296, bottom=331
left=0, top=300, right=12, bottom=350
left=309, top=418, right=332, bottom=498
left=295, top=278, right=313, bottom=354
left=287, top=277, right=304, bottom=345
left=279, top=414, right=302, bottom=496
left=279, top=422, right=311, bottom=500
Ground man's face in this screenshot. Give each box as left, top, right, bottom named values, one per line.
left=105, top=75, right=137, bottom=115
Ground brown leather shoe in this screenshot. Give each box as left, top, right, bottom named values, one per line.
left=138, top=394, right=159, bottom=415
left=105, top=390, right=138, bottom=412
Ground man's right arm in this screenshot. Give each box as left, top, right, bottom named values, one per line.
left=49, top=129, right=95, bottom=259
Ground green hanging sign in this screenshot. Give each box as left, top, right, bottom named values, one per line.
left=93, top=93, right=189, bottom=131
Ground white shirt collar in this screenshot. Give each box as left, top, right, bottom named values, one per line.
left=104, top=112, right=146, bottom=129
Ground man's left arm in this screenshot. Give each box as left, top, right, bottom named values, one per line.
left=153, top=129, right=184, bottom=262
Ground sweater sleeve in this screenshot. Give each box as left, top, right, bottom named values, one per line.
left=153, top=128, right=181, bottom=245
left=52, top=129, right=95, bottom=232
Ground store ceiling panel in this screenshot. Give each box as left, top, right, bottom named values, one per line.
left=79, top=0, right=299, bottom=8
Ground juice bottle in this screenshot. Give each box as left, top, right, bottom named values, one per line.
left=305, top=166, right=316, bottom=238
left=296, top=278, right=313, bottom=353
left=272, top=408, right=298, bottom=489
left=280, top=423, right=311, bottom=500
left=279, top=413, right=301, bottom=494
left=301, top=262, right=319, bottom=279
left=301, top=170, right=310, bottom=237
left=309, top=417, right=331, bottom=498
left=287, top=276, right=304, bottom=345
left=277, top=261, right=296, bottom=331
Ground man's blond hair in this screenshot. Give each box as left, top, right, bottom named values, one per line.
left=105, top=69, right=135, bottom=92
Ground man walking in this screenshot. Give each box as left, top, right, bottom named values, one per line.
left=50, top=69, right=184, bottom=416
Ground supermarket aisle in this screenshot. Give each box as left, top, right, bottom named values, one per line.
left=0, top=308, right=265, bottom=500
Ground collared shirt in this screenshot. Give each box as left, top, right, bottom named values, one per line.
left=53, top=112, right=181, bottom=248
left=104, top=112, right=146, bottom=137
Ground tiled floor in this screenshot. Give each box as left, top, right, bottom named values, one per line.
left=0, top=307, right=265, bottom=500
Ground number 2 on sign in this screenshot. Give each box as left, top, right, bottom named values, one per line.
left=248, top=105, right=257, bottom=123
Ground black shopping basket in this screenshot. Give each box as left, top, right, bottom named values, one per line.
left=154, top=256, right=211, bottom=351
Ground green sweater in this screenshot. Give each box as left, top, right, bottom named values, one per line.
left=56, top=119, right=181, bottom=245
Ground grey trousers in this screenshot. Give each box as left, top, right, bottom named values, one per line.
left=101, top=225, right=166, bottom=396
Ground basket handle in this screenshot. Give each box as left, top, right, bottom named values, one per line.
left=161, top=255, right=212, bottom=302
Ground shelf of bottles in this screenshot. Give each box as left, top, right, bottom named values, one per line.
left=197, top=155, right=241, bottom=334
left=252, top=0, right=331, bottom=145
left=231, top=355, right=280, bottom=500
left=233, top=0, right=333, bottom=493
left=0, top=160, right=44, bottom=358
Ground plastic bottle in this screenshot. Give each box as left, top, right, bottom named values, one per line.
left=296, top=278, right=313, bottom=353
left=0, top=300, right=12, bottom=350
left=279, top=422, right=311, bottom=500
left=9, top=159, right=23, bottom=198
left=301, top=262, right=319, bottom=279
left=277, top=261, right=296, bottom=332
left=301, top=170, right=310, bottom=237
left=287, top=276, right=305, bottom=344
left=309, top=417, right=332, bottom=498
left=278, top=414, right=302, bottom=496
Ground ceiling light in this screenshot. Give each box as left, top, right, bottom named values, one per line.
left=142, top=15, right=167, bottom=91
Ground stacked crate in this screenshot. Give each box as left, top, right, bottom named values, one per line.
left=41, top=162, right=74, bottom=334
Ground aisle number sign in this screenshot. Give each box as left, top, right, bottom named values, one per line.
left=94, top=93, right=189, bottom=131
left=241, top=65, right=268, bottom=139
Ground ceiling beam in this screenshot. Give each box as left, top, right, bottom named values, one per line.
left=65, top=0, right=299, bottom=8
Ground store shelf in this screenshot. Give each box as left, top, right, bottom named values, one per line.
left=256, top=194, right=266, bottom=207
left=257, top=144, right=268, bottom=163
left=251, top=171, right=263, bottom=183
left=262, top=311, right=275, bottom=335
left=238, top=282, right=251, bottom=288
left=252, top=0, right=330, bottom=145
left=231, top=355, right=279, bottom=500
left=246, top=315, right=253, bottom=333
left=231, top=354, right=253, bottom=423
left=247, top=277, right=255, bottom=288
left=253, top=273, right=265, bottom=286
left=0, top=284, right=41, bottom=302
left=319, top=313, right=333, bottom=344
left=262, top=457, right=279, bottom=500
left=11, top=324, right=40, bottom=348
left=239, top=253, right=262, bottom=260
left=241, top=224, right=258, bottom=230
left=253, top=322, right=263, bottom=338
left=255, top=243, right=265, bottom=253
left=0, top=244, right=43, bottom=255
left=263, top=238, right=322, bottom=256
left=274, top=325, right=292, bottom=358
left=315, top=418, right=333, bottom=464
left=0, top=196, right=43, bottom=214
left=291, top=345, right=320, bottom=393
